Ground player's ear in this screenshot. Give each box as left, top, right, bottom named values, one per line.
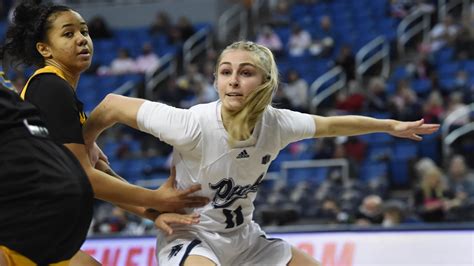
left=36, top=42, right=52, bottom=59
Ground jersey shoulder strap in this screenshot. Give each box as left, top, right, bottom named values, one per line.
left=20, top=65, right=67, bottom=100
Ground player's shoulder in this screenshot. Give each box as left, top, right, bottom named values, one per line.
left=28, top=73, right=73, bottom=97
left=189, top=101, right=218, bottom=113
left=263, top=105, right=284, bottom=121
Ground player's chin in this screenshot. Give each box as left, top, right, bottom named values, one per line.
left=77, top=62, right=92, bottom=73
left=224, top=101, right=244, bottom=113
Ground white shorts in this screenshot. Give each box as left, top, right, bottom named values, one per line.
left=156, top=221, right=292, bottom=266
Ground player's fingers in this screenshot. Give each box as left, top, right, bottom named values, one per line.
left=179, top=184, right=203, bottom=195
left=155, top=220, right=173, bottom=235
left=165, top=166, right=177, bottom=187
left=176, top=214, right=200, bottom=224
left=410, top=134, right=422, bottom=141
left=184, top=199, right=210, bottom=208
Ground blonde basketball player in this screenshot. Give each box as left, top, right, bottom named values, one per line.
left=83, top=41, right=439, bottom=265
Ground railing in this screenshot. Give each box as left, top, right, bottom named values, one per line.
left=356, top=36, right=390, bottom=82
left=397, top=10, right=431, bottom=56
left=250, top=0, right=270, bottom=35
left=217, top=4, right=248, bottom=44
left=309, top=66, right=346, bottom=114
left=183, top=27, right=213, bottom=66
left=144, top=53, right=177, bottom=99
left=441, top=103, right=474, bottom=161
left=280, top=159, right=350, bottom=184
left=438, top=0, right=471, bottom=21
left=444, top=123, right=474, bottom=148
left=112, top=80, right=137, bottom=97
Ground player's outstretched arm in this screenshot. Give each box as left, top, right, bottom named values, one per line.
left=65, top=143, right=209, bottom=213
left=83, top=93, right=145, bottom=146
left=312, top=116, right=439, bottom=140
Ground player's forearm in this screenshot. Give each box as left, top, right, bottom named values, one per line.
left=94, top=159, right=159, bottom=220
left=84, top=94, right=144, bottom=145
left=82, top=96, right=117, bottom=145
left=313, top=115, right=394, bottom=137
left=86, top=167, right=154, bottom=207
left=95, top=159, right=128, bottom=183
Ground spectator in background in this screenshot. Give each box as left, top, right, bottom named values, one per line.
left=268, top=0, right=291, bottom=27
left=156, top=78, right=184, bottom=109
left=343, top=136, right=367, bottom=164
left=335, top=82, right=365, bottom=113
left=272, top=83, right=293, bottom=109
left=318, top=197, right=341, bottom=224
left=355, top=194, right=384, bottom=225
left=366, top=77, right=388, bottom=112
left=282, top=69, right=308, bottom=112
left=422, top=91, right=444, bottom=124
left=149, top=11, right=172, bottom=37
left=135, top=42, right=160, bottom=74
left=406, top=54, right=433, bottom=80
left=255, top=25, right=283, bottom=57
left=87, top=16, right=113, bottom=39
left=170, top=16, right=195, bottom=45
left=455, top=12, right=474, bottom=59
left=428, top=15, right=459, bottom=52
left=389, top=79, right=422, bottom=121
left=197, top=61, right=219, bottom=104
left=414, top=166, right=457, bottom=222
left=335, top=44, right=356, bottom=81
left=381, top=200, right=409, bottom=227
left=94, top=206, right=128, bottom=234
left=107, top=48, right=137, bottom=75
left=447, top=155, right=474, bottom=199
left=288, top=24, right=311, bottom=56
left=452, top=70, right=474, bottom=104
left=389, top=0, right=409, bottom=20
left=309, top=15, right=335, bottom=58
left=444, top=91, right=468, bottom=127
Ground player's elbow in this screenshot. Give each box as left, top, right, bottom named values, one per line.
left=100, top=93, right=123, bottom=122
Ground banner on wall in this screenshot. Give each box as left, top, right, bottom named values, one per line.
left=82, top=230, right=474, bottom=266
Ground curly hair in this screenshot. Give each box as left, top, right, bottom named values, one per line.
left=0, top=0, right=71, bottom=68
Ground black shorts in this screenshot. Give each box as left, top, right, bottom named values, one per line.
left=0, top=128, right=94, bottom=265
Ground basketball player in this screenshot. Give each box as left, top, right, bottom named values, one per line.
left=83, top=41, right=439, bottom=265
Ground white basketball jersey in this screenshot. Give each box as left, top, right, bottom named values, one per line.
left=169, top=101, right=315, bottom=233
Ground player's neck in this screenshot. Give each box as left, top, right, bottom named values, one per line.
left=44, top=61, right=80, bottom=89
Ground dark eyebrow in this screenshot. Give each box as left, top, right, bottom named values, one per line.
left=61, top=22, right=87, bottom=28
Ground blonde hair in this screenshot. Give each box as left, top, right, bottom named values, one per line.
left=421, top=166, right=444, bottom=199
left=216, top=41, right=279, bottom=143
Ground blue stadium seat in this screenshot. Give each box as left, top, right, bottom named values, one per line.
left=393, top=141, right=418, bottom=160
left=434, top=47, right=454, bottom=65
left=390, top=158, right=410, bottom=187
left=439, top=78, right=456, bottom=93
left=96, top=76, right=120, bottom=100
left=437, top=62, right=460, bottom=77
left=419, top=131, right=440, bottom=163
left=411, top=79, right=432, bottom=95
left=120, top=158, right=147, bottom=182
left=360, top=161, right=388, bottom=182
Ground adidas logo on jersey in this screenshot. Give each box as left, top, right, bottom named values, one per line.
left=236, top=149, right=250, bottom=159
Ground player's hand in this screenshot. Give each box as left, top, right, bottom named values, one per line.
left=87, top=142, right=109, bottom=166
left=155, top=213, right=200, bottom=235
left=152, top=167, right=209, bottom=213
left=388, top=119, right=439, bottom=141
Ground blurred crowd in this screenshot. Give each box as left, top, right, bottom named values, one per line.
left=1, top=0, right=473, bottom=235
